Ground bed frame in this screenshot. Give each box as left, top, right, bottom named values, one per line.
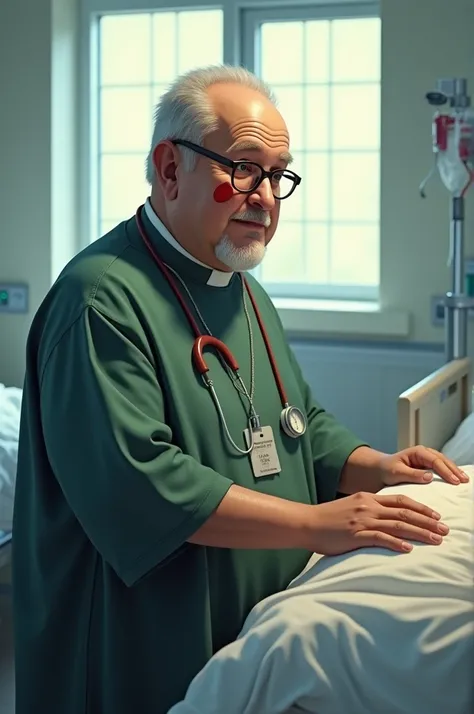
left=397, top=357, right=472, bottom=451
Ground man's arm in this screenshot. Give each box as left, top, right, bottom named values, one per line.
left=248, top=278, right=389, bottom=498
left=188, top=483, right=315, bottom=549
left=284, top=348, right=370, bottom=500
left=338, top=445, right=386, bottom=494
left=295, top=364, right=397, bottom=496
left=40, top=306, right=319, bottom=590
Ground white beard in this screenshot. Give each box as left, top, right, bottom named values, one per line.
left=214, top=233, right=266, bottom=272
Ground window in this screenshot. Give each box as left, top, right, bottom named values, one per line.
left=243, top=6, right=381, bottom=299
left=88, top=2, right=380, bottom=302
left=95, top=8, right=223, bottom=239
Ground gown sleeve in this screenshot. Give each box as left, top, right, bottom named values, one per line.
left=286, top=347, right=368, bottom=502
left=246, top=277, right=367, bottom=503
left=39, top=306, right=233, bottom=587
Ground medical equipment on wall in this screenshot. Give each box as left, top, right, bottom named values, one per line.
left=420, top=78, right=474, bottom=362
left=134, top=206, right=307, bottom=457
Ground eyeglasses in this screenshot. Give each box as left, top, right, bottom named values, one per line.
left=172, top=139, right=301, bottom=200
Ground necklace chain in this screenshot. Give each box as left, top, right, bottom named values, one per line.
left=164, top=264, right=256, bottom=404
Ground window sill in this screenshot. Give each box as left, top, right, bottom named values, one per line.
left=273, top=298, right=410, bottom=339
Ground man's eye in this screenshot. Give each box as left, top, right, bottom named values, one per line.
left=236, top=162, right=256, bottom=173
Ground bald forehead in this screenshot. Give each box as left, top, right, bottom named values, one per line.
left=206, top=82, right=290, bottom=159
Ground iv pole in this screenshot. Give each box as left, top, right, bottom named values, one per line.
left=420, top=78, right=474, bottom=363
left=446, top=192, right=473, bottom=361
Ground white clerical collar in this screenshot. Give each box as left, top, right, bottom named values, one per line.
left=144, top=198, right=233, bottom=288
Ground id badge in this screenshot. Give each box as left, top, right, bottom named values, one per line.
left=243, top=425, right=281, bottom=478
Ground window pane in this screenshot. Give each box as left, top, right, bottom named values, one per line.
left=279, top=151, right=304, bottom=222
left=100, top=154, right=149, bottom=220
left=331, top=18, right=381, bottom=83
left=260, top=22, right=304, bottom=84
left=253, top=12, right=380, bottom=294
left=305, top=21, right=330, bottom=83
left=177, top=10, right=223, bottom=74
left=331, top=152, right=380, bottom=222
left=152, top=13, right=177, bottom=83
left=305, top=86, right=329, bottom=150
left=262, top=222, right=305, bottom=283
left=305, top=223, right=330, bottom=283
left=100, top=88, right=152, bottom=153
left=272, top=86, right=304, bottom=150
left=97, top=9, right=224, bottom=242
left=332, top=84, right=380, bottom=150
left=305, top=153, right=329, bottom=221
left=330, top=223, right=379, bottom=285
left=100, top=14, right=151, bottom=85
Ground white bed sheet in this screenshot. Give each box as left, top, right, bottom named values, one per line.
left=169, top=469, right=474, bottom=714
left=0, top=384, right=22, bottom=531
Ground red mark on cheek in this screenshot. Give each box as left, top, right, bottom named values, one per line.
left=213, top=182, right=234, bottom=203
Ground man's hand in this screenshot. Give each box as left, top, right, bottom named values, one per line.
left=379, top=446, right=470, bottom=487
left=311, top=491, right=449, bottom=555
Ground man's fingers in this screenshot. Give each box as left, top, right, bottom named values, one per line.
left=365, top=519, right=444, bottom=546
left=354, top=530, right=413, bottom=553
left=376, top=493, right=441, bottom=520
left=422, top=447, right=469, bottom=483
left=376, top=507, right=449, bottom=535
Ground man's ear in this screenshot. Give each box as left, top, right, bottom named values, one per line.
left=152, top=141, right=180, bottom=200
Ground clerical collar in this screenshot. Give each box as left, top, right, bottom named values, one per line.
left=143, top=198, right=234, bottom=288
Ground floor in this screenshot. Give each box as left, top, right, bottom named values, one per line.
left=0, top=585, right=14, bottom=714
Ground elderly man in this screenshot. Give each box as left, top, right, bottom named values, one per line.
left=13, top=64, right=467, bottom=714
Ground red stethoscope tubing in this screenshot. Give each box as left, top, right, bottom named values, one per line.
left=135, top=205, right=289, bottom=407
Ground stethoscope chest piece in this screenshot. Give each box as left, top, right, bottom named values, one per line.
left=280, top=405, right=307, bottom=438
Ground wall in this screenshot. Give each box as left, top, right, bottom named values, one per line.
left=293, top=339, right=444, bottom=453
left=0, top=0, right=53, bottom=388
left=381, top=0, right=474, bottom=347
left=0, top=0, right=473, bottom=392
left=0, top=0, right=78, bottom=388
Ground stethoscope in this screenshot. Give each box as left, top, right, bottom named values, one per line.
left=135, top=205, right=307, bottom=453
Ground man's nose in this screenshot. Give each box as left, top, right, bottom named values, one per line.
left=247, top=177, right=276, bottom=212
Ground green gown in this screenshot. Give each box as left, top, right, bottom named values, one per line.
left=12, top=206, right=365, bottom=714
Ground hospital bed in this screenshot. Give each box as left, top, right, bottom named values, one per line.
left=167, top=361, right=474, bottom=714
left=397, top=356, right=473, bottom=460
left=169, top=472, right=474, bottom=714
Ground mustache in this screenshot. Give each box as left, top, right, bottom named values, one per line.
left=230, top=208, right=271, bottom=228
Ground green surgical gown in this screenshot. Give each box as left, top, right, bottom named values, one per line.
left=12, top=210, right=365, bottom=714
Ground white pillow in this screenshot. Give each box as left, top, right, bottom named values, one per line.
left=169, top=470, right=474, bottom=714
left=442, top=412, right=474, bottom=465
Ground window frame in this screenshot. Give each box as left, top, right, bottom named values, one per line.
left=79, top=0, right=381, bottom=303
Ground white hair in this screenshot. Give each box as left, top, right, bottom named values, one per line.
left=145, top=64, right=277, bottom=184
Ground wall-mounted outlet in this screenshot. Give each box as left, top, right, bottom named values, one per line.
left=0, top=283, right=29, bottom=314
left=431, top=295, right=474, bottom=327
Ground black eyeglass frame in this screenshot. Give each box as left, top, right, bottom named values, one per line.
left=172, top=139, right=302, bottom=200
